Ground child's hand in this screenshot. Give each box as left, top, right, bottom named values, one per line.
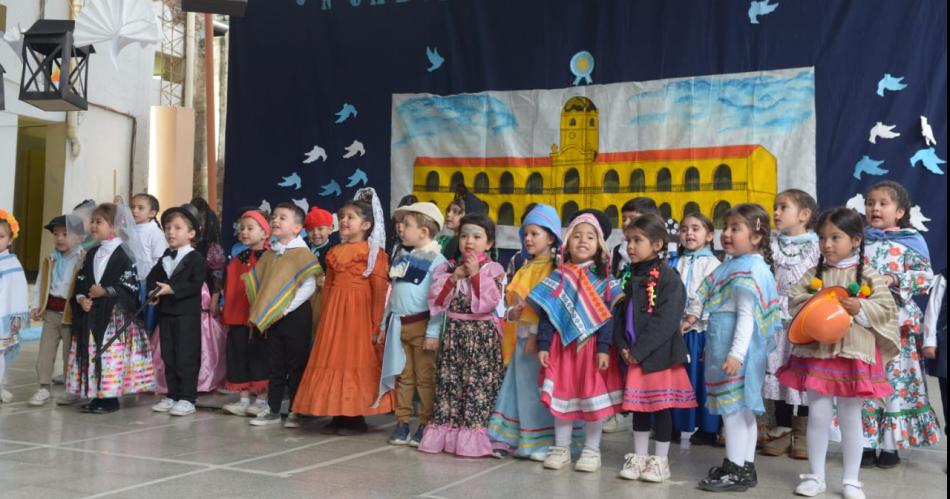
left=452, top=265, right=468, bottom=281
left=30, top=308, right=42, bottom=322
left=681, top=316, right=698, bottom=334
left=316, top=274, right=326, bottom=288
left=840, top=297, right=862, bottom=316
left=538, top=351, right=550, bottom=368
left=883, top=274, right=898, bottom=287
left=11, top=317, right=21, bottom=334
left=596, top=352, right=610, bottom=370
left=463, top=254, right=480, bottom=277
left=722, top=356, right=742, bottom=376
left=423, top=338, right=440, bottom=351
left=621, top=348, right=636, bottom=365
left=923, top=346, right=937, bottom=359
left=154, top=282, right=174, bottom=297
left=88, top=284, right=106, bottom=299
left=524, top=335, right=538, bottom=355
left=80, top=297, right=93, bottom=312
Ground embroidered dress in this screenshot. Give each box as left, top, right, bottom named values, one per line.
left=0, top=251, right=29, bottom=361
left=696, top=254, right=781, bottom=416
left=861, top=228, right=939, bottom=449
left=764, top=232, right=820, bottom=405
left=418, top=258, right=506, bottom=457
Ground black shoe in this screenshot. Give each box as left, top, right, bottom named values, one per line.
left=741, top=462, right=758, bottom=487
left=690, top=430, right=719, bottom=447
left=671, top=431, right=682, bottom=444
left=320, top=416, right=342, bottom=435
left=79, top=399, right=102, bottom=413
left=337, top=416, right=368, bottom=436
left=90, top=404, right=119, bottom=414
left=877, top=450, right=901, bottom=469
left=698, top=458, right=749, bottom=492
left=861, top=448, right=878, bottom=468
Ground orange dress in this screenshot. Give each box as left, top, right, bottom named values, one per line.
left=293, top=241, right=394, bottom=416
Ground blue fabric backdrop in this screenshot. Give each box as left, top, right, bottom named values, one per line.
left=223, top=0, right=947, bottom=270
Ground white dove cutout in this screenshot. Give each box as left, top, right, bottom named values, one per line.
left=258, top=199, right=272, bottom=214
left=73, top=0, right=160, bottom=69
left=292, top=198, right=310, bottom=213
left=303, top=145, right=327, bottom=163
left=0, top=25, right=25, bottom=61
left=910, top=206, right=931, bottom=232
left=343, top=140, right=366, bottom=159
left=921, top=116, right=937, bottom=146
left=846, top=193, right=866, bottom=214
left=869, top=122, right=900, bottom=144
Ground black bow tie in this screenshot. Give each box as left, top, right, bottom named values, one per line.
left=164, top=249, right=179, bottom=259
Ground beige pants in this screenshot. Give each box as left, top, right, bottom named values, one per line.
left=36, top=310, right=71, bottom=385
left=395, top=320, right=436, bottom=424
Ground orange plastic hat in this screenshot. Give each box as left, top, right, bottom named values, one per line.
left=788, top=286, right=853, bottom=345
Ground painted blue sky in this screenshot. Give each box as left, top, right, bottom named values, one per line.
left=393, top=94, right=518, bottom=146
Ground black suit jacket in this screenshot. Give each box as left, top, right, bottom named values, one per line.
left=147, top=251, right=208, bottom=316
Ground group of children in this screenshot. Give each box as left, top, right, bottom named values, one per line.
left=0, top=178, right=945, bottom=498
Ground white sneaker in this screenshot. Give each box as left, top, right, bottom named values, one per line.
left=542, top=446, right=572, bottom=470
left=842, top=480, right=865, bottom=499
left=574, top=448, right=602, bottom=472
left=29, top=388, right=51, bottom=406
left=169, top=400, right=196, bottom=416
left=528, top=450, right=548, bottom=462
left=56, top=392, right=81, bottom=405
left=151, top=397, right=176, bottom=413
left=283, top=412, right=301, bottom=428
left=223, top=401, right=250, bottom=416
left=618, top=453, right=646, bottom=480
left=249, top=408, right=282, bottom=426
left=245, top=400, right=269, bottom=416
left=0, top=388, right=12, bottom=403
left=640, top=456, right=671, bottom=483
left=602, top=413, right=631, bottom=433
left=794, top=474, right=827, bottom=496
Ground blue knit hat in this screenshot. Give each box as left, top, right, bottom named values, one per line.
left=519, top=203, right=562, bottom=256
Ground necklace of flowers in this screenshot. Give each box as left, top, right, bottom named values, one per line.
left=807, top=277, right=872, bottom=298
left=646, top=267, right=660, bottom=313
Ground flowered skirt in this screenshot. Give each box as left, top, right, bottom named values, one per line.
left=66, top=312, right=154, bottom=399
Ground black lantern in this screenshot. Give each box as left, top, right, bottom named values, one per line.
left=0, top=63, right=5, bottom=111
left=182, top=0, right=247, bottom=17
left=18, top=20, right=94, bottom=112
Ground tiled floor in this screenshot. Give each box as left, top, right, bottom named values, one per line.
left=1, top=339, right=946, bottom=498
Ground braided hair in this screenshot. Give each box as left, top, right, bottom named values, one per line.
left=725, top=203, right=774, bottom=269
left=776, top=189, right=819, bottom=231
left=815, top=207, right=867, bottom=286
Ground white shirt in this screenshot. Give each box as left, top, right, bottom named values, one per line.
left=93, top=239, right=122, bottom=284
left=161, top=245, right=195, bottom=277
left=923, top=273, right=946, bottom=349
left=276, top=236, right=317, bottom=314
left=132, top=222, right=168, bottom=281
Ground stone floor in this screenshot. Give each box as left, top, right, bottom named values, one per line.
left=1, top=339, right=947, bottom=499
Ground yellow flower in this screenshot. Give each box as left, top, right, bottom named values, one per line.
left=809, top=277, right=823, bottom=290
left=0, top=209, right=19, bottom=240
left=859, top=284, right=873, bottom=297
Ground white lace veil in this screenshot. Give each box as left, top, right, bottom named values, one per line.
left=353, top=187, right=386, bottom=277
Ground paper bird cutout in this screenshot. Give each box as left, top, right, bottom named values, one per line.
left=0, top=25, right=24, bottom=61
left=876, top=74, right=906, bottom=97
left=868, top=122, right=900, bottom=144
left=258, top=199, right=271, bottom=213
left=748, top=0, right=779, bottom=24
left=292, top=198, right=309, bottom=212
left=346, top=168, right=369, bottom=188
left=852, top=155, right=888, bottom=180
left=426, top=46, right=445, bottom=72
left=910, top=206, right=931, bottom=232
left=303, top=145, right=327, bottom=163
left=278, top=172, right=302, bottom=190
left=910, top=147, right=946, bottom=175
left=343, top=140, right=366, bottom=159
left=846, top=193, right=866, bottom=214
left=335, top=103, right=358, bottom=124
left=73, top=0, right=160, bottom=69
left=319, top=179, right=342, bottom=197
left=921, top=116, right=937, bottom=146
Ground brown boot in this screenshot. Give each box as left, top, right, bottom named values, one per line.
left=759, top=429, right=792, bottom=456
left=789, top=415, right=808, bottom=459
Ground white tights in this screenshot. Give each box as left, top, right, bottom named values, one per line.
left=0, top=353, right=6, bottom=387
left=807, top=390, right=864, bottom=483
left=555, top=417, right=604, bottom=451
left=722, top=409, right=757, bottom=465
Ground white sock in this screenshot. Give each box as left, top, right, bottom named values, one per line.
left=554, top=417, right=574, bottom=448
left=254, top=395, right=267, bottom=405
left=585, top=419, right=604, bottom=451
left=654, top=440, right=671, bottom=459
left=742, top=409, right=757, bottom=463
left=0, top=353, right=6, bottom=387
left=838, top=397, right=865, bottom=483
left=240, top=396, right=250, bottom=405
left=881, top=427, right=898, bottom=452
left=722, top=411, right=751, bottom=466
left=633, top=431, right=651, bottom=456
left=805, top=390, right=834, bottom=481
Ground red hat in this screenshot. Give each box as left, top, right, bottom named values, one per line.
left=304, top=207, right=333, bottom=230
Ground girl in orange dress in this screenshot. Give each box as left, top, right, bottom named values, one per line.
left=293, top=188, right=392, bottom=434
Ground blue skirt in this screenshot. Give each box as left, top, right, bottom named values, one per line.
left=672, top=330, right=721, bottom=433
left=704, top=312, right=769, bottom=416
left=139, top=282, right=157, bottom=334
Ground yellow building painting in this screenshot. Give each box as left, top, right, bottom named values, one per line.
left=412, top=96, right=777, bottom=228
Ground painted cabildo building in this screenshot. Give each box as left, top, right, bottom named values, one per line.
left=412, top=96, right=777, bottom=228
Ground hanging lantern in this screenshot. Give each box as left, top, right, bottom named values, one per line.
left=182, top=0, right=247, bottom=17
left=18, top=20, right=94, bottom=112
left=0, top=63, right=6, bottom=111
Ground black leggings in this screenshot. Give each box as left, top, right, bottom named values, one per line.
left=632, top=409, right=673, bottom=442
left=774, top=400, right=809, bottom=427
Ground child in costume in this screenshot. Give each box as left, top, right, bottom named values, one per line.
left=126, top=193, right=167, bottom=333
left=28, top=215, right=84, bottom=406
left=148, top=204, right=209, bottom=417
left=488, top=204, right=577, bottom=460
left=860, top=180, right=939, bottom=468
left=922, top=268, right=947, bottom=446
left=686, top=204, right=781, bottom=493
left=417, top=213, right=506, bottom=457
left=221, top=210, right=271, bottom=417
left=376, top=202, right=447, bottom=447
left=777, top=207, right=899, bottom=499
left=303, top=206, right=336, bottom=334
left=762, top=189, right=820, bottom=458
left=670, top=212, right=721, bottom=446
left=294, top=188, right=390, bottom=433
left=530, top=210, right=625, bottom=473
left=66, top=203, right=154, bottom=413
left=244, top=203, right=321, bottom=427
left=614, top=214, right=695, bottom=483
left=0, top=210, right=28, bottom=403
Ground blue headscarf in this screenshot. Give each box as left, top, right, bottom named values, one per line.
left=519, top=204, right=561, bottom=258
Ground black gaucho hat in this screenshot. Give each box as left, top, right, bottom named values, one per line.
left=161, top=204, right=202, bottom=237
